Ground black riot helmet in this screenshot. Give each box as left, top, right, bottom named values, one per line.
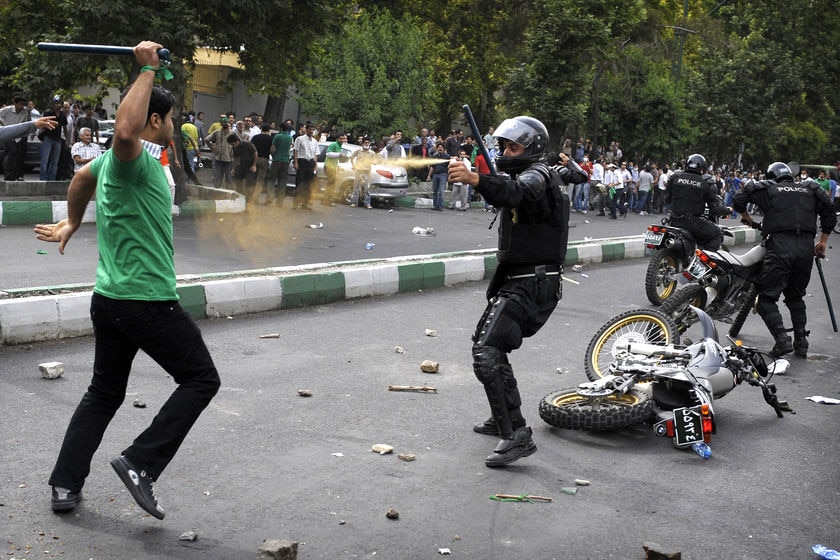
left=493, top=116, right=549, bottom=173
left=686, top=153, right=707, bottom=173
left=766, top=162, right=793, bottom=182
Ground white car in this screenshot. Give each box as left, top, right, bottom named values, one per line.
left=287, top=141, right=409, bottom=203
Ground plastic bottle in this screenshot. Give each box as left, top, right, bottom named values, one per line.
left=365, top=243, right=375, bottom=250
left=692, top=441, right=712, bottom=459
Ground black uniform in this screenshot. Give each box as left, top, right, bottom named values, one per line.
left=471, top=160, right=583, bottom=463
left=733, top=178, right=835, bottom=355
left=664, top=169, right=728, bottom=250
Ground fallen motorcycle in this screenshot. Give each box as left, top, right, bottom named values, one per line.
left=659, top=240, right=765, bottom=340
left=643, top=221, right=731, bottom=306
left=541, top=306, right=787, bottom=456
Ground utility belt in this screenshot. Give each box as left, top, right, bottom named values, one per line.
left=505, top=264, right=562, bottom=280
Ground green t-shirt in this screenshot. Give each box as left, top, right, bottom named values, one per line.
left=271, top=131, right=292, bottom=162
left=325, top=140, right=342, bottom=171
left=89, top=148, right=177, bottom=301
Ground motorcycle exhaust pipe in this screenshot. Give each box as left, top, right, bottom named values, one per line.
left=625, top=342, right=690, bottom=359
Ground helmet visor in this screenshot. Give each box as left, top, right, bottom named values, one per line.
left=493, top=118, right=539, bottom=149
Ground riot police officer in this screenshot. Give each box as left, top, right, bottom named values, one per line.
left=448, top=116, right=587, bottom=467
left=664, top=154, right=729, bottom=250
left=733, top=162, right=835, bottom=357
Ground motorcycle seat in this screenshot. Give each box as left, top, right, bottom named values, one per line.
left=708, top=244, right=766, bottom=268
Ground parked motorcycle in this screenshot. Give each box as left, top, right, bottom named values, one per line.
left=659, top=238, right=765, bottom=340
left=540, top=306, right=787, bottom=455
left=644, top=221, right=731, bottom=306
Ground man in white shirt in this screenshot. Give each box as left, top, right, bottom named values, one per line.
left=70, top=127, right=102, bottom=172
left=293, top=121, right=320, bottom=209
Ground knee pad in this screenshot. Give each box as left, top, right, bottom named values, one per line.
left=472, top=344, right=504, bottom=384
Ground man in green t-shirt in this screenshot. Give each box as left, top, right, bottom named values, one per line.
left=323, top=133, right=346, bottom=206
left=34, top=41, right=220, bottom=521
left=268, top=122, right=293, bottom=205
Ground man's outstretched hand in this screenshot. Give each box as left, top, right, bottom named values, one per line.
left=34, top=219, right=74, bottom=255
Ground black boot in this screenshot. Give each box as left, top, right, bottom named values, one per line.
left=770, top=333, right=793, bottom=357
left=473, top=416, right=500, bottom=436
left=793, top=328, right=809, bottom=358
left=485, top=426, right=537, bottom=467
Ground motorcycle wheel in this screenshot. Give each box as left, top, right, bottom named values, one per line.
left=659, top=283, right=708, bottom=334
left=539, top=387, right=654, bottom=431
left=645, top=248, right=684, bottom=306
left=584, top=308, right=680, bottom=381
left=728, top=283, right=757, bottom=338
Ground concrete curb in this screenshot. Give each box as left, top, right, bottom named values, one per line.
left=0, top=227, right=759, bottom=345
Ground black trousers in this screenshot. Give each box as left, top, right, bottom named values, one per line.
left=668, top=214, right=723, bottom=250
left=3, top=137, right=26, bottom=180
left=755, top=231, right=813, bottom=335
left=294, top=159, right=317, bottom=206
left=49, top=293, right=220, bottom=492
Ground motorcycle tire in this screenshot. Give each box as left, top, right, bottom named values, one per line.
left=728, top=283, right=757, bottom=338
left=659, top=283, right=709, bottom=334
left=645, top=248, right=684, bottom=306
left=539, top=387, right=654, bottom=431
left=584, top=308, right=680, bottom=381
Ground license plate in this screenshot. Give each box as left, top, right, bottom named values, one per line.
left=673, top=406, right=704, bottom=446
left=645, top=231, right=664, bottom=247
left=685, top=257, right=711, bottom=280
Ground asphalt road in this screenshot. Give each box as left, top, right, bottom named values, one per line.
left=0, top=201, right=662, bottom=292
left=1, top=257, right=839, bottom=559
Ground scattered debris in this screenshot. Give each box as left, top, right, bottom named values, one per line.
left=259, top=333, right=280, bottom=339
left=571, top=264, right=583, bottom=272
left=490, top=493, right=553, bottom=503
left=307, top=222, right=324, bottom=229
left=388, top=385, right=438, bottom=393
left=394, top=346, right=405, bottom=354
left=425, top=328, right=438, bottom=337
left=580, top=273, right=589, bottom=278
left=38, top=362, right=64, bottom=379
left=438, top=548, right=452, bottom=555
left=385, top=508, right=400, bottom=519
left=365, top=242, right=375, bottom=250
left=642, top=541, right=682, bottom=560
left=331, top=452, right=344, bottom=457
left=398, top=453, right=416, bottom=462
left=556, top=367, right=568, bottom=374
left=420, top=360, right=440, bottom=373
left=178, top=531, right=198, bottom=542
left=37, top=249, right=48, bottom=255
left=560, top=487, right=578, bottom=495
left=371, top=444, right=394, bottom=455
left=574, top=479, right=590, bottom=486
left=133, top=399, right=147, bottom=408
left=813, top=544, right=840, bottom=559
left=297, top=390, right=312, bottom=397
left=412, top=226, right=436, bottom=236
left=807, top=395, right=840, bottom=405
left=258, top=538, right=298, bottom=560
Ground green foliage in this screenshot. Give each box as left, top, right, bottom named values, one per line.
left=297, top=8, right=433, bottom=140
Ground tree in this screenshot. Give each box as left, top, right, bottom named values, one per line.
left=297, top=8, right=433, bottom=140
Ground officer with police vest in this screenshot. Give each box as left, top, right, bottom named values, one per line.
left=664, top=154, right=729, bottom=250
left=448, top=116, right=586, bottom=467
left=733, top=162, right=835, bottom=357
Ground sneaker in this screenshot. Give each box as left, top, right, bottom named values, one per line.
left=51, top=486, right=83, bottom=512
left=485, top=426, right=537, bottom=467
left=365, top=205, right=372, bottom=209
left=350, top=204, right=357, bottom=207
left=472, top=417, right=500, bottom=436
left=581, top=210, right=587, bottom=214
left=110, top=456, right=165, bottom=519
